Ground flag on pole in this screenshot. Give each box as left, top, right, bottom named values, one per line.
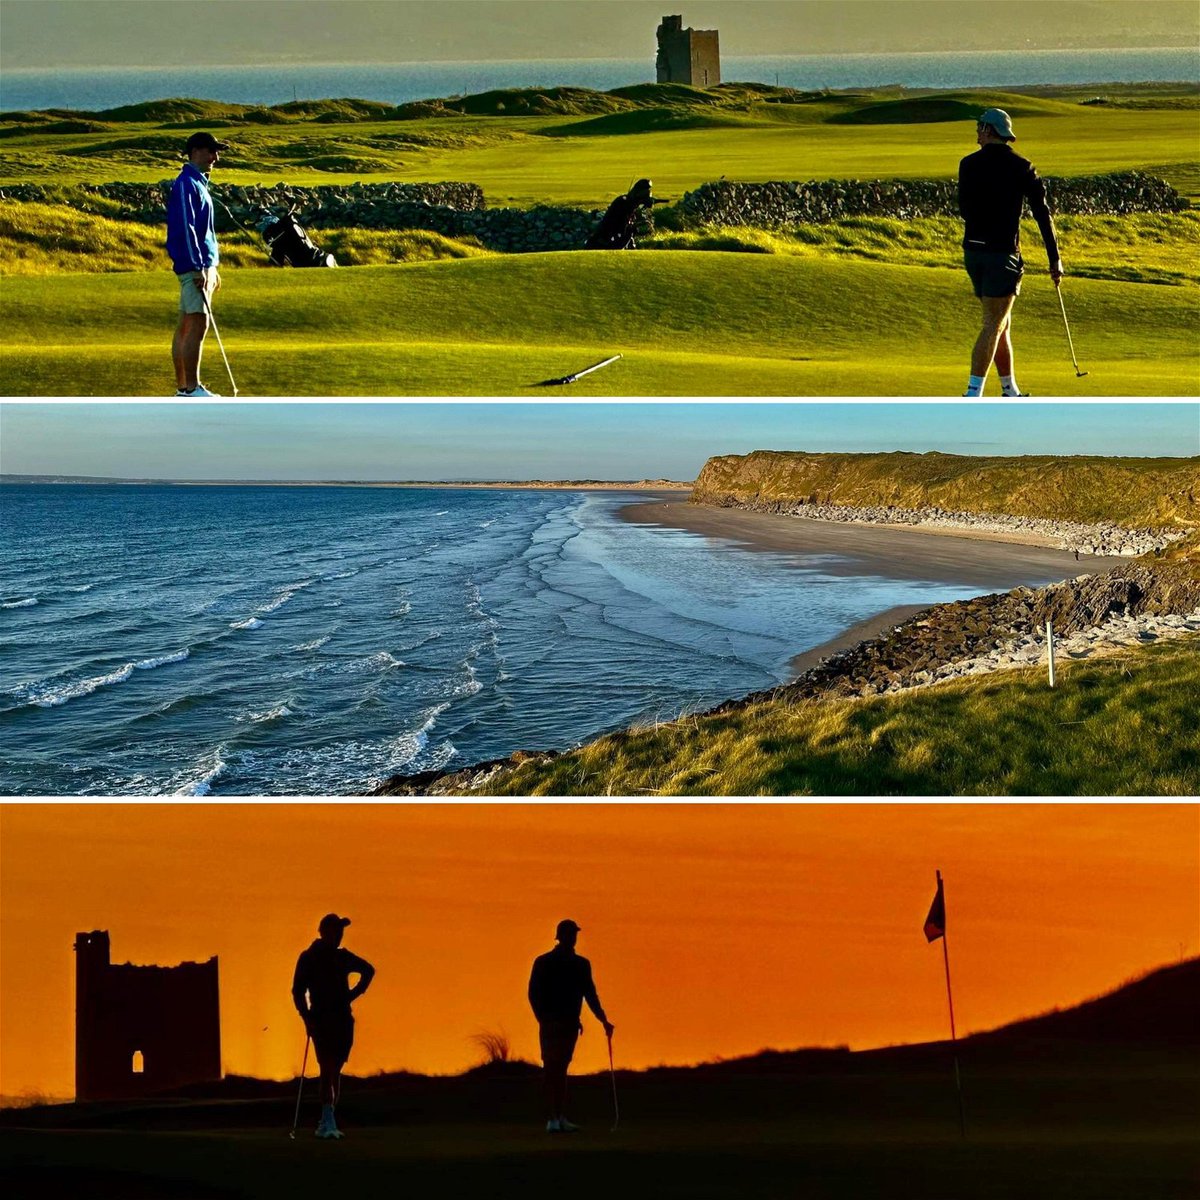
left=924, top=875, right=945, bottom=942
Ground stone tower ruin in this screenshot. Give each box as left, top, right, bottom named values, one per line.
left=75, top=930, right=221, bottom=1101
left=656, top=14, right=721, bottom=88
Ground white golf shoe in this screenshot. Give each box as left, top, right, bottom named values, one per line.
left=174, top=383, right=221, bottom=398
left=558, top=1118, right=580, bottom=1133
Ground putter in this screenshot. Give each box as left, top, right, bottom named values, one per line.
left=607, top=1031, right=619, bottom=1133
left=200, top=285, right=240, bottom=396
left=288, top=1035, right=311, bottom=1139
left=534, top=354, right=622, bottom=388
left=1054, top=280, right=1088, bottom=378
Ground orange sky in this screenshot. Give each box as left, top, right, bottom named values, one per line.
left=1, top=804, right=1196, bottom=1100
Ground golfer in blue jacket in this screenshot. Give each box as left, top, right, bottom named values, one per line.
left=167, top=131, right=227, bottom=397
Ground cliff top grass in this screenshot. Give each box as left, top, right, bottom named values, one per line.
left=461, top=636, right=1200, bottom=797
left=691, top=450, right=1200, bottom=530
left=2, top=83, right=1197, bottom=204
left=3, top=250, right=1198, bottom=396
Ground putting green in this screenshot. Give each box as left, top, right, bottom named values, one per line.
left=2, top=253, right=1196, bottom=396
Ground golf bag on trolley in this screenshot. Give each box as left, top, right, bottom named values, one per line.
left=258, top=209, right=338, bottom=268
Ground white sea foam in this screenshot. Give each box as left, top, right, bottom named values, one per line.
left=176, top=751, right=228, bottom=796
left=256, top=578, right=315, bottom=614
left=327, top=569, right=359, bottom=580
left=2, top=597, right=38, bottom=608
left=231, top=617, right=263, bottom=630
left=66, top=584, right=95, bottom=593
left=479, top=518, right=497, bottom=528
left=20, top=647, right=191, bottom=708
left=294, top=635, right=331, bottom=651
left=134, top=649, right=190, bottom=670
left=244, top=703, right=294, bottom=724
left=391, top=601, right=412, bottom=619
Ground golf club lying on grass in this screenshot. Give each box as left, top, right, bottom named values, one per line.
left=1054, top=281, right=1088, bottom=378
left=607, top=1030, right=619, bottom=1132
left=534, top=354, right=622, bottom=387
left=288, top=1035, right=310, bottom=1139
left=201, top=288, right=240, bottom=396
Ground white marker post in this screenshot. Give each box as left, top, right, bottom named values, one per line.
left=1046, top=621, right=1056, bottom=688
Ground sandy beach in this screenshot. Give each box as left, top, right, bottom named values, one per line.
left=619, top=499, right=1132, bottom=677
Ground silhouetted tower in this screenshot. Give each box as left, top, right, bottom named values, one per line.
left=656, top=14, right=721, bottom=88
left=74, top=930, right=221, bottom=1101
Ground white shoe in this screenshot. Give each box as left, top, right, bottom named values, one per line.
left=175, top=383, right=221, bottom=398
left=558, top=1118, right=580, bottom=1133
left=546, top=1118, right=561, bottom=1133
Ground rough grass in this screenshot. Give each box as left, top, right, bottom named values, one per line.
left=473, top=638, right=1200, bottom=796
left=0, top=202, right=489, bottom=273
left=645, top=212, right=1200, bottom=287
left=2, top=251, right=1196, bottom=395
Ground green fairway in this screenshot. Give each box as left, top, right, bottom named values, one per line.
left=3, top=252, right=1196, bottom=396
left=3, top=88, right=1198, bottom=203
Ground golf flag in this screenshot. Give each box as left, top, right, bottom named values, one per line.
left=924, top=876, right=945, bottom=942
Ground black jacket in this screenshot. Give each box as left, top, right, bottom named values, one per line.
left=585, top=194, right=645, bottom=250
left=958, top=143, right=1059, bottom=267
left=292, top=941, right=373, bottom=1019
left=528, top=946, right=607, bottom=1024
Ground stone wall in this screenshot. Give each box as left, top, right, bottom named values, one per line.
left=679, top=171, right=1187, bottom=227
left=0, top=180, right=611, bottom=253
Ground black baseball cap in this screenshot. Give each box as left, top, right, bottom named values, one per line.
left=556, top=919, right=581, bottom=939
left=319, top=913, right=351, bottom=934
left=185, top=131, right=230, bottom=154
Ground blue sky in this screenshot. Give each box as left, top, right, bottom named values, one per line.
left=1, top=402, right=1196, bottom=481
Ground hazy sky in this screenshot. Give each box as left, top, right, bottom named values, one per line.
left=2, top=1, right=1196, bottom=70
left=0, top=402, right=1195, bottom=481
left=2, top=803, right=1196, bottom=1097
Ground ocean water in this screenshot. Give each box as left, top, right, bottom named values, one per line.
left=0, top=484, right=999, bottom=797
left=2, top=49, right=1196, bottom=113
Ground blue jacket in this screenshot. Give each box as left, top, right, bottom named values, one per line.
left=166, top=163, right=219, bottom=273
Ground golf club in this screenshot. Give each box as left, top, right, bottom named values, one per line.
left=534, top=354, right=622, bottom=387
left=200, top=285, right=240, bottom=396
left=288, top=1034, right=310, bottom=1139
left=1054, top=280, right=1089, bottom=378
left=607, top=1030, right=619, bottom=1132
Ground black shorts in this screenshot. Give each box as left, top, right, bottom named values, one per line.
left=964, top=249, right=1024, bottom=299
left=310, top=1014, right=354, bottom=1068
left=539, top=1019, right=580, bottom=1071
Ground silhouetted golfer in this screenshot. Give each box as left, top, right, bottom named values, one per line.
left=292, top=913, right=375, bottom=1139
left=585, top=178, right=658, bottom=249
left=528, top=918, right=613, bottom=1132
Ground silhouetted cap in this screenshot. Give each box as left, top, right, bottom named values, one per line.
left=319, top=913, right=351, bottom=934
left=556, top=919, right=581, bottom=939
left=629, top=178, right=653, bottom=201
left=185, top=131, right=230, bottom=154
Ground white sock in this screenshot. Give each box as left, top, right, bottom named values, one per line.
left=964, top=374, right=986, bottom=397
left=1000, top=374, right=1022, bottom=396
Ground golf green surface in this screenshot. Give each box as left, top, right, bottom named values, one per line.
left=3, top=253, right=1196, bottom=396
left=2, top=1051, right=1195, bottom=1200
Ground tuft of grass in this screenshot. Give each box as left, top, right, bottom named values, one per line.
left=475, top=638, right=1200, bottom=797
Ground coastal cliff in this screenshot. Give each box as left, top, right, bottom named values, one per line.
left=690, top=451, right=1200, bottom=531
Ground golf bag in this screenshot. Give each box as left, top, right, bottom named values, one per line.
left=258, top=209, right=337, bottom=268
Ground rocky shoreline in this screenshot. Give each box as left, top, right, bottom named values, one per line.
left=697, top=497, right=1185, bottom=557
left=372, top=558, right=1200, bottom=795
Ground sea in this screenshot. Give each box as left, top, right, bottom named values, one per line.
left=0, top=484, right=1009, bottom=797
left=2, top=49, right=1197, bottom=113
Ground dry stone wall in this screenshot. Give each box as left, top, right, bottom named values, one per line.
left=679, top=171, right=1187, bottom=227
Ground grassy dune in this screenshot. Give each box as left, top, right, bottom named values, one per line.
left=468, top=638, right=1200, bottom=796
left=3, top=85, right=1198, bottom=202
left=2, top=251, right=1196, bottom=396
left=692, top=451, right=1200, bottom=528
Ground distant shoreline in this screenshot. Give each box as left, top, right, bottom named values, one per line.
left=1, top=477, right=694, bottom=491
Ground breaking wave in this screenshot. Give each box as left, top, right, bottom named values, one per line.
left=2, top=597, right=38, bottom=608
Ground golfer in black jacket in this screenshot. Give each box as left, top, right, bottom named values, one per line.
left=292, top=913, right=375, bottom=1140
left=528, top=919, right=614, bottom=1132
left=959, top=108, right=1064, bottom=397
left=585, top=178, right=657, bottom=249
